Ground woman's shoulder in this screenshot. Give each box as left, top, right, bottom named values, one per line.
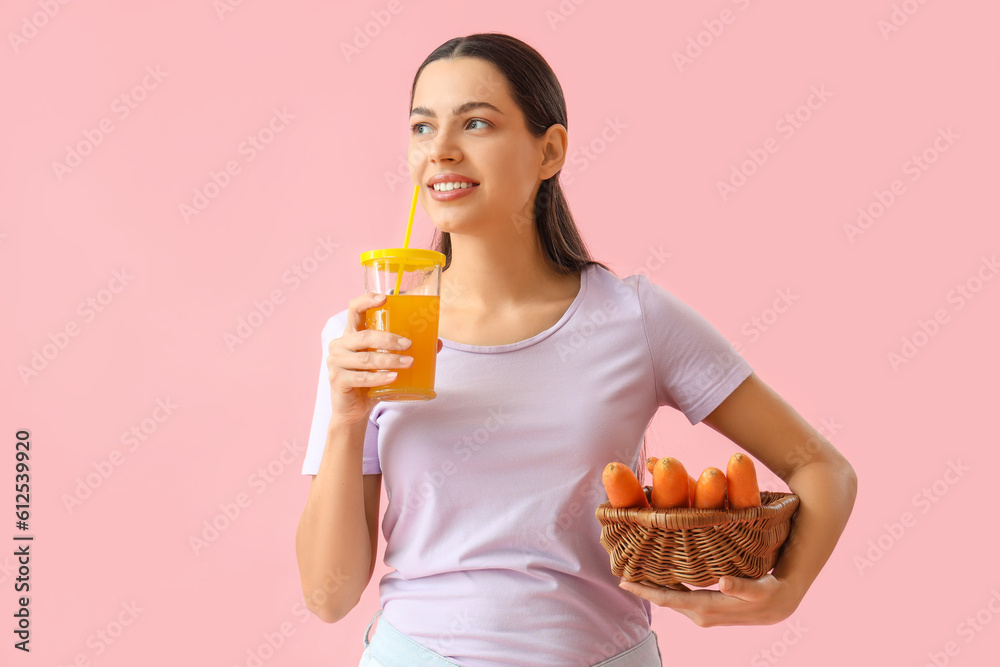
left=585, top=262, right=652, bottom=303
left=586, top=262, right=704, bottom=327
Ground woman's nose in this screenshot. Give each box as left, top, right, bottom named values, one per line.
left=427, top=127, right=461, bottom=164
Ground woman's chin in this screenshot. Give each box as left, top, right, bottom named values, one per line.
left=430, top=217, right=476, bottom=236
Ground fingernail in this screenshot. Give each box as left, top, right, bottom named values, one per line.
left=400, top=356, right=414, bottom=365
left=386, top=372, right=397, bottom=379
left=399, top=337, right=411, bottom=348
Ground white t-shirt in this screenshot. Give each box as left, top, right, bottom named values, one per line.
left=301, top=264, right=753, bottom=666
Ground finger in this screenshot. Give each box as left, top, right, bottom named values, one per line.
left=344, top=292, right=387, bottom=334
left=330, top=349, right=414, bottom=372
left=437, top=338, right=443, bottom=353
left=619, top=580, right=696, bottom=610
left=339, top=328, right=412, bottom=354
left=718, top=576, right=764, bottom=602
left=330, top=369, right=398, bottom=393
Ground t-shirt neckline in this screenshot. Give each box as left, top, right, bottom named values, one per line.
left=439, top=265, right=592, bottom=354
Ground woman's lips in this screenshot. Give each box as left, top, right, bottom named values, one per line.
left=428, top=183, right=479, bottom=201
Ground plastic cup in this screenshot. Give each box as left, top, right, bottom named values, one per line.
left=361, top=248, right=446, bottom=402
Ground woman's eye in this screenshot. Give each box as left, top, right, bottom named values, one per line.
left=410, top=119, right=489, bottom=134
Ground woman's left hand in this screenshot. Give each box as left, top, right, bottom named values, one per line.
left=617, top=574, right=801, bottom=627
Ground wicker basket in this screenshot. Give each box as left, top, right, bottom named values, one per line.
left=595, top=487, right=799, bottom=589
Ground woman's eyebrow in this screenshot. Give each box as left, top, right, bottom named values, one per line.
left=409, top=101, right=504, bottom=118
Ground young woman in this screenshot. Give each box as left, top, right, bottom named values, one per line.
left=296, top=33, right=857, bottom=667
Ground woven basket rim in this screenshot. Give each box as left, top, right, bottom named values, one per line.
left=595, top=489, right=799, bottom=530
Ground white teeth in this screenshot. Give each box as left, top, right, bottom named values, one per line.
left=432, top=181, right=476, bottom=191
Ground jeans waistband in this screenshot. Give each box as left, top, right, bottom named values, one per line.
left=364, top=610, right=461, bottom=666
left=363, top=609, right=662, bottom=667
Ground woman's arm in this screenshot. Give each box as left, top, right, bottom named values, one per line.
left=618, top=372, right=858, bottom=626
left=296, top=419, right=381, bottom=623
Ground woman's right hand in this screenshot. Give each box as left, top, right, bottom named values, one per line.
left=325, top=292, right=416, bottom=426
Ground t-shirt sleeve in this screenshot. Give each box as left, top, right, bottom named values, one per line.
left=300, top=310, right=383, bottom=476
left=637, top=275, right=753, bottom=425
left=362, top=417, right=380, bottom=475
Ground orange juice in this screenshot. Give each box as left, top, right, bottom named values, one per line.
left=365, top=294, right=440, bottom=401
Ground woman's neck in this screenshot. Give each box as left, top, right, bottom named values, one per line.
left=441, top=230, right=576, bottom=312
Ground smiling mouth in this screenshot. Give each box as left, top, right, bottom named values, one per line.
left=430, top=182, right=479, bottom=192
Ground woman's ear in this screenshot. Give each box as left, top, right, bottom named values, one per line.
left=539, top=123, right=568, bottom=180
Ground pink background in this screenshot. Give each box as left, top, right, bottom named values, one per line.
left=3, top=1, right=998, bottom=665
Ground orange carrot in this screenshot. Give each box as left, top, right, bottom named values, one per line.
left=603, top=462, right=650, bottom=508
left=693, top=467, right=727, bottom=509
left=651, top=457, right=690, bottom=509
left=727, top=453, right=761, bottom=510
left=645, top=456, right=659, bottom=474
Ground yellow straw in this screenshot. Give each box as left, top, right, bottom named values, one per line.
left=393, top=184, right=420, bottom=295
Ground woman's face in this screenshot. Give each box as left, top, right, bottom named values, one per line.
left=409, top=57, right=555, bottom=237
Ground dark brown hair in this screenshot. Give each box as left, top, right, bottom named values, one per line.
left=410, top=33, right=610, bottom=275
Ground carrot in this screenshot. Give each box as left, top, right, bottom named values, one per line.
left=727, top=453, right=762, bottom=510
left=651, top=457, right=690, bottom=509
left=645, top=456, right=659, bottom=474
left=688, top=474, right=697, bottom=507
left=603, top=462, right=650, bottom=508
left=693, top=467, right=727, bottom=509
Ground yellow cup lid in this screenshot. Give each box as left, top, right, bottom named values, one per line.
left=360, top=248, right=446, bottom=268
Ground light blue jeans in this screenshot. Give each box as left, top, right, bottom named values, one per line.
left=359, top=609, right=663, bottom=666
